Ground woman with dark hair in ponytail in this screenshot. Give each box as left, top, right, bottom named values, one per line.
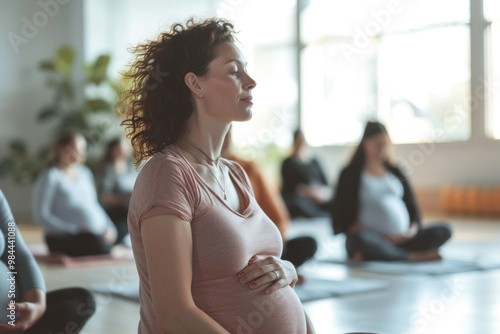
left=331, top=121, right=452, bottom=262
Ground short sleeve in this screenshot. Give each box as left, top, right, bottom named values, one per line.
left=134, top=158, right=197, bottom=225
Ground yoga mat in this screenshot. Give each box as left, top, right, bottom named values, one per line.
left=294, top=277, right=389, bottom=302
left=91, top=277, right=389, bottom=304
left=318, top=239, right=500, bottom=275
left=29, top=244, right=135, bottom=267
left=92, top=281, right=139, bottom=302
left=318, top=256, right=500, bottom=275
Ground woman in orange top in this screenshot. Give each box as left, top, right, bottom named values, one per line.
left=221, top=129, right=318, bottom=269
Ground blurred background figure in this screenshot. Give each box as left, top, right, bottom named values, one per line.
left=281, top=129, right=332, bottom=218
left=0, top=188, right=96, bottom=333
left=97, top=137, right=138, bottom=246
left=331, top=121, right=452, bottom=262
left=32, top=132, right=117, bottom=257
left=221, top=129, right=317, bottom=269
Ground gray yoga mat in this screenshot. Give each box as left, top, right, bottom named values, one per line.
left=294, top=277, right=389, bottom=302
left=91, top=277, right=389, bottom=303
left=317, top=239, right=500, bottom=275
left=319, top=256, right=500, bottom=275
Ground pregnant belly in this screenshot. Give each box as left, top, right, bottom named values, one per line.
left=361, top=197, right=410, bottom=235
left=59, top=206, right=109, bottom=234
left=192, top=277, right=306, bottom=334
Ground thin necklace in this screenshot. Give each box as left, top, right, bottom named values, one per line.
left=179, top=138, right=227, bottom=200
left=180, top=138, right=221, bottom=166
left=207, top=164, right=228, bottom=201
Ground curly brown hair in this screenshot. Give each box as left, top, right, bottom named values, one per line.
left=119, top=18, right=237, bottom=168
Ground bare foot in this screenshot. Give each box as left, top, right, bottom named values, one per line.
left=296, top=274, right=306, bottom=286
left=408, top=249, right=442, bottom=262
left=351, top=251, right=364, bottom=263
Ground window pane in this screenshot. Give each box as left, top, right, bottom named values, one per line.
left=490, top=21, right=500, bottom=139
left=484, top=0, right=500, bottom=21
left=222, top=0, right=298, bottom=155
left=301, top=0, right=469, bottom=42
left=301, top=40, right=377, bottom=146
left=300, top=0, right=470, bottom=146
left=378, top=25, right=471, bottom=143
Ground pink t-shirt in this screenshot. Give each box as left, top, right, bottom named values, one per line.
left=128, top=145, right=306, bottom=334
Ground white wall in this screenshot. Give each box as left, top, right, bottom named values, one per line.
left=313, top=138, right=500, bottom=188
left=0, top=0, right=217, bottom=220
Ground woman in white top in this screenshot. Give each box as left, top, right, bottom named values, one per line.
left=331, top=121, right=452, bottom=262
left=32, top=132, right=117, bottom=256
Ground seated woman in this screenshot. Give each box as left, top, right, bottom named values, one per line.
left=97, top=137, right=138, bottom=245
left=331, top=121, right=452, bottom=262
left=122, top=18, right=314, bottom=333
left=281, top=129, right=332, bottom=218
left=0, top=189, right=95, bottom=333
left=32, top=132, right=117, bottom=257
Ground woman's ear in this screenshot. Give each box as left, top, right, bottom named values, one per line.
left=184, top=72, right=203, bottom=98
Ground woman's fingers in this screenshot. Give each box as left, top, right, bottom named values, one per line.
left=243, top=268, right=283, bottom=291
left=265, top=279, right=285, bottom=295
left=239, top=263, right=277, bottom=284
left=238, top=256, right=298, bottom=293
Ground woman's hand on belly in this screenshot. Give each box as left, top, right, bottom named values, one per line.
left=238, top=256, right=298, bottom=295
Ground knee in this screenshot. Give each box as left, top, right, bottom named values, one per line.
left=434, top=224, right=453, bottom=242
left=52, top=287, right=96, bottom=316
left=302, top=236, right=318, bottom=255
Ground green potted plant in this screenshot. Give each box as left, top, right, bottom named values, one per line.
left=0, top=45, right=124, bottom=184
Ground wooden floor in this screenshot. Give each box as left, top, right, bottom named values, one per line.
left=19, top=216, right=500, bottom=334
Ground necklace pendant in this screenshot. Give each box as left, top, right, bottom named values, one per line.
left=224, top=193, right=228, bottom=201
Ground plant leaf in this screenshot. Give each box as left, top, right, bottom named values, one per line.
left=38, top=106, right=59, bottom=121
left=9, top=140, right=28, bottom=156
left=61, top=78, right=75, bottom=99
left=39, top=61, right=56, bottom=71
left=54, top=46, right=75, bottom=77
left=86, top=98, right=111, bottom=112
left=87, top=54, right=110, bottom=85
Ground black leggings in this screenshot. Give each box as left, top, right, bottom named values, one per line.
left=25, top=287, right=96, bottom=334
left=45, top=233, right=111, bottom=257
left=345, top=224, right=452, bottom=261
left=283, top=194, right=331, bottom=219
left=282, top=236, right=318, bottom=268
left=104, top=205, right=130, bottom=245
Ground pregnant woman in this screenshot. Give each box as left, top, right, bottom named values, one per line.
left=331, top=121, right=452, bottom=262
left=121, top=18, right=315, bottom=333
left=32, top=132, right=117, bottom=257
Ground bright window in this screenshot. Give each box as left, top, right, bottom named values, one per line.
left=485, top=0, right=500, bottom=139
left=491, top=21, right=500, bottom=139
left=378, top=26, right=470, bottom=143
left=300, top=0, right=470, bottom=145
left=220, top=0, right=297, bottom=179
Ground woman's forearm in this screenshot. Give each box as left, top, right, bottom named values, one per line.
left=22, top=288, right=46, bottom=306
left=161, top=305, right=229, bottom=334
